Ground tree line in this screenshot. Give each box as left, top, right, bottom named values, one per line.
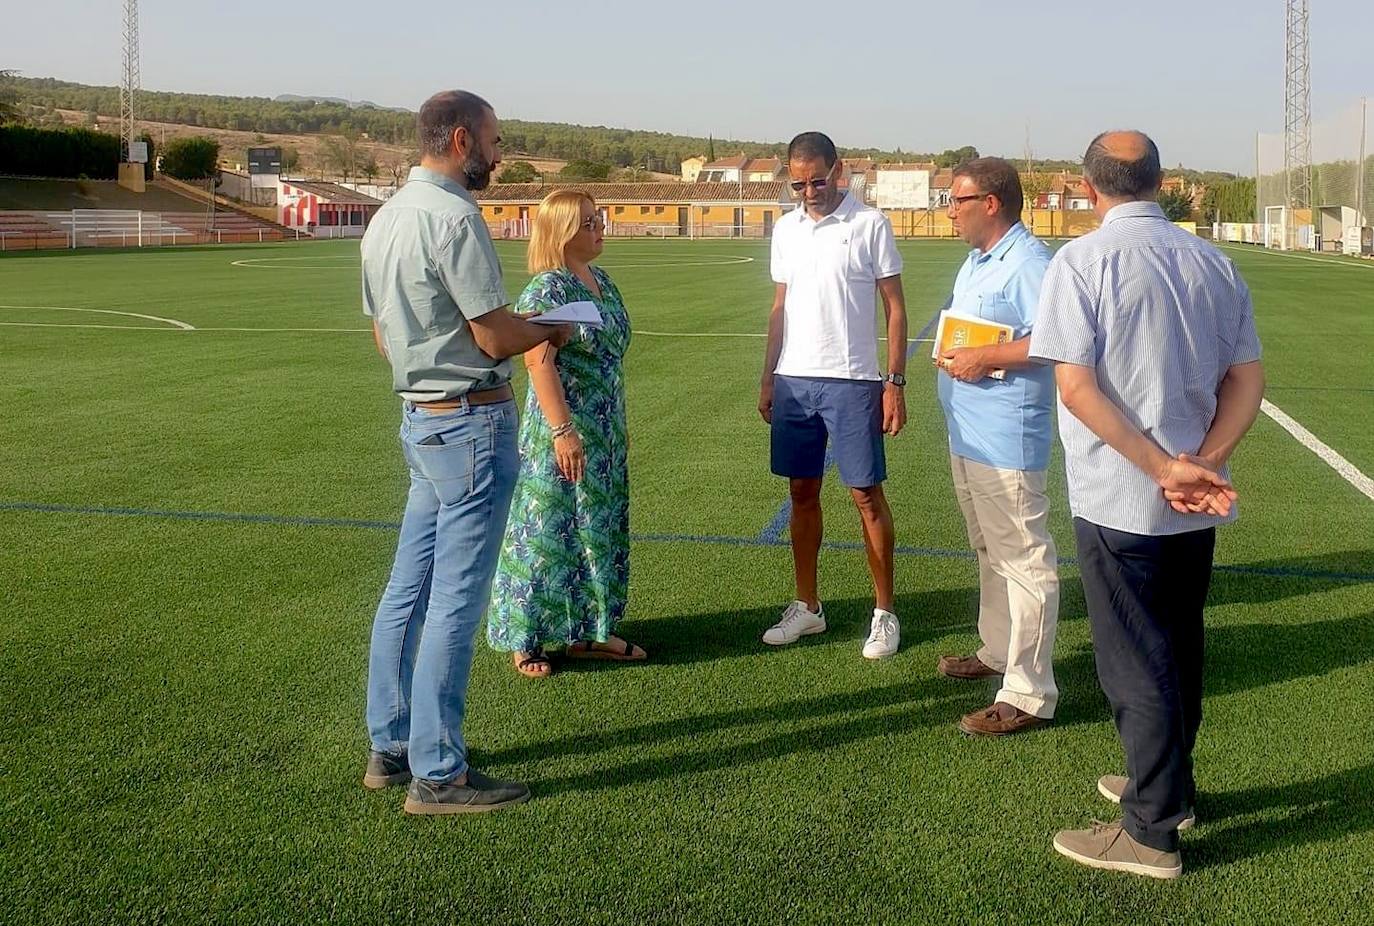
left=8, top=76, right=975, bottom=171
left=30, top=74, right=1364, bottom=209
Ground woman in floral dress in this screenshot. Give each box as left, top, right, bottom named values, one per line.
left=487, top=190, right=643, bottom=678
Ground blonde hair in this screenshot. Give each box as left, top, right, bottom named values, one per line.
left=527, top=189, right=595, bottom=273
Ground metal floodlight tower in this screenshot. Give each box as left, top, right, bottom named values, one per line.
left=1284, top=0, right=1313, bottom=215
left=119, top=0, right=139, bottom=161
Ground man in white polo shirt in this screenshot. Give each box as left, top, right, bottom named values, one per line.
left=758, top=131, right=909, bottom=659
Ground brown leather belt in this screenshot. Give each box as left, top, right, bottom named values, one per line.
left=412, top=384, right=513, bottom=411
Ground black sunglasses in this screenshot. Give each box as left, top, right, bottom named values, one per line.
left=789, top=176, right=831, bottom=193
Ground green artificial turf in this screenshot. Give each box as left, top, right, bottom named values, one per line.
left=1, top=238, right=1371, bottom=924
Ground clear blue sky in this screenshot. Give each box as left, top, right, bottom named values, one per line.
left=9, top=0, right=1373, bottom=172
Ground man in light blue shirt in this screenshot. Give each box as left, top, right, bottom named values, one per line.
left=933, top=158, right=1059, bottom=739
left=1031, top=131, right=1264, bottom=879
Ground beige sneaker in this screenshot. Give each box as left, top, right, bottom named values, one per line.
left=1053, top=820, right=1183, bottom=880
left=1097, top=774, right=1196, bottom=831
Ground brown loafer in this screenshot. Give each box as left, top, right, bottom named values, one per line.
left=937, top=653, right=1002, bottom=679
left=958, top=701, right=1050, bottom=737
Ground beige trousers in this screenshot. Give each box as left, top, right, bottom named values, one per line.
left=950, top=453, right=1060, bottom=718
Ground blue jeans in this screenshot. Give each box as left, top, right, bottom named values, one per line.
left=365, top=399, right=518, bottom=783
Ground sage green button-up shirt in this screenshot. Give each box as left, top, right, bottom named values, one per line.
left=361, top=166, right=510, bottom=401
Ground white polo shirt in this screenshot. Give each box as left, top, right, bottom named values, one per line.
left=770, top=192, right=903, bottom=381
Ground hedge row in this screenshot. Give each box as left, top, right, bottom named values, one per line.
left=0, top=126, right=121, bottom=179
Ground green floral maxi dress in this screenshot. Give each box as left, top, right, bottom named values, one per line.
left=487, top=265, right=631, bottom=652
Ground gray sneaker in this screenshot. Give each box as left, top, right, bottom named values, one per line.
left=362, top=750, right=411, bottom=790
left=403, top=769, right=531, bottom=815
left=1097, top=774, right=1196, bottom=831
left=1053, top=820, right=1183, bottom=880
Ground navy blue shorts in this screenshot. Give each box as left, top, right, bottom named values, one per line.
left=770, top=375, right=886, bottom=488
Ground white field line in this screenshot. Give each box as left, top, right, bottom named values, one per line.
left=230, top=256, right=354, bottom=268
left=0, top=309, right=945, bottom=339
left=0, top=304, right=195, bottom=329
left=634, top=331, right=936, bottom=342
left=1261, top=399, right=1374, bottom=502
left=598, top=258, right=755, bottom=268
left=633, top=329, right=764, bottom=338
left=231, top=255, right=757, bottom=270
left=0, top=322, right=184, bottom=331
left=1217, top=243, right=1374, bottom=270
left=0, top=322, right=366, bottom=333
left=2, top=322, right=937, bottom=342
left=194, top=326, right=369, bottom=332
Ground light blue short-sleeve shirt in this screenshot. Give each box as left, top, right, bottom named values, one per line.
left=1029, top=201, right=1263, bottom=535
left=936, top=222, right=1055, bottom=471
left=361, top=166, right=511, bottom=401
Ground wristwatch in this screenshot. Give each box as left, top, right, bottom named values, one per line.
left=885, top=372, right=907, bottom=387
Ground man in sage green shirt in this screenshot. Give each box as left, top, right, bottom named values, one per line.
left=360, top=89, right=571, bottom=815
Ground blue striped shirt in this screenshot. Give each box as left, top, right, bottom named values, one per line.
left=1028, top=201, right=1262, bottom=536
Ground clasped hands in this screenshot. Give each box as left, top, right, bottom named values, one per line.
left=1158, top=452, right=1237, bottom=517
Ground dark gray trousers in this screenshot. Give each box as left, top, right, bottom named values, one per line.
left=1073, top=518, right=1216, bottom=852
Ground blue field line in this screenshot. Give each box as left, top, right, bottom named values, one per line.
left=637, top=531, right=977, bottom=563
left=4, top=501, right=1372, bottom=584
left=0, top=501, right=400, bottom=531
left=757, top=305, right=946, bottom=544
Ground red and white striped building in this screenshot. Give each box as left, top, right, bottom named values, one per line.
left=276, top=180, right=383, bottom=236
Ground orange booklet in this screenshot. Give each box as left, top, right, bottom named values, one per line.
left=931, top=310, right=1014, bottom=381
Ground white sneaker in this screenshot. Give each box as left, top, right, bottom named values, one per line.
left=762, top=600, right=826, bottom=646
left=861, top=609, right=900, bottom=659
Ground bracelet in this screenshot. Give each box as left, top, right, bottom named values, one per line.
left=550, top=421, right=576, bottom=439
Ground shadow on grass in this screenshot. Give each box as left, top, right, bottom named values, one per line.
left=490, top=551, right=1373, bottom=795
left=1051, top=609, right=1374, bottom=730
left=487, top=674, right=965, bottom=770
left=1206, top=610, right=1374, bottom=698
left=595, top=584, right=983, bottom=671
left=1187, top=761, right=1374, bottom=871
left=520, top=674, right=970, bottom=798
left=1209, top=550, right=1374, bottom=605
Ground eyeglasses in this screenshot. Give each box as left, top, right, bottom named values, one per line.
left=580, top=215, right=606, bottom=232
left=950, top=193, right=989, bottom=206
left=789, top=176, right=830, bottom=193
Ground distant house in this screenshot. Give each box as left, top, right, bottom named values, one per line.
left=1029, top=173, right=1091, bottom=211
left=1023, top=172, right=1065, bottom=210
left=698, top=154, right=750, bottom=183
left=1160, top=175, right=1206, bottom=209
left=475, top=181, right=794, bottom=238
left=1064, top=175, right=1091, bottom=210
left=680, top=155, right=707, bottom=183
left=930, top=168, right=954, bottom=208
left=743, top=157, right=783, bottom=182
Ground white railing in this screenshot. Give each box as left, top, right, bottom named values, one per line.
left=0, top=210, right=296, bottom=250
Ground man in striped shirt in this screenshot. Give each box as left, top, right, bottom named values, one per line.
left=1029, top=130, right=1265, bottom=879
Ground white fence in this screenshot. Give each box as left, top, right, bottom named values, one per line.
left=0, top=209, right=295, bottom=251
left=1214, top=222, right=1265, bottom=245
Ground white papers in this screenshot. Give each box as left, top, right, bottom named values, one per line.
left=529, top=300, right=603, bottom=329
